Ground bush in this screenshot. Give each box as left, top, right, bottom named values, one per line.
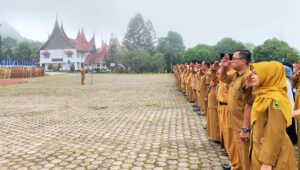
left=70, top=64, right=75, bottom=72
left=48, top=64, right=53, bottom=71
left=57, top=63, right=62, bottom=71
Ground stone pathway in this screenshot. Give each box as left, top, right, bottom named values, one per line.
left=0, top=74, right=229, bottom=169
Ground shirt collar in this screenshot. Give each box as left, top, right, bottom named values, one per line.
left=237, top=66, right=249, bottom=75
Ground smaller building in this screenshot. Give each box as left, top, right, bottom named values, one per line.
left=84, top=42, right=108, bottom=71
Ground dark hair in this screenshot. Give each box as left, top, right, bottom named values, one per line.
left=234, top=50, right=251, bottom=65
left=282, top=61, right=293, bottom=71
left=202, top=60, right=211, bottom=68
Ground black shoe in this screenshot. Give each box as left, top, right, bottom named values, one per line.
left=215, top=141, right=221, bottom=144
left=193, top=108, right=200, bottom=112
left=192, top=104, right=197, bottom=107
left=222, top=163, right=231, bottom=170
left=221, top=152, right=228, bottom=157
left=196, top=111, right=201, bottom=116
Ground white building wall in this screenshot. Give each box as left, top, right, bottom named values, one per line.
left=40, top=49, right=89, bottom=71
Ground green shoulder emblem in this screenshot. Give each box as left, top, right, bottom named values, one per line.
left=273, top=101, right=280, bottom=109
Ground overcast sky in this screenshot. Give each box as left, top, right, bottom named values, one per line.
left=1, top=0, right=300, bottom=50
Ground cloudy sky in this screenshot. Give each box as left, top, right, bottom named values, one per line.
left=1, top=0, right=300, bottom=50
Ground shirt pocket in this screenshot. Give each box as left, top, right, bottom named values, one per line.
left=231, top=83, right=242, bottom=100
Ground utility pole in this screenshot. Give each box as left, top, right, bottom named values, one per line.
left=90, top=64, right=93, bottom=85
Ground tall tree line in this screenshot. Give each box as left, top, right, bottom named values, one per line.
left=0, top=36, right=42, bottom=63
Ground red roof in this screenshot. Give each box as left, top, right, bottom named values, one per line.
left=70, top=29, right=95, bottom=52
left=84, top=42, right=108, bottom=65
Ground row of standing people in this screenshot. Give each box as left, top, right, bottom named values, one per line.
left=0, top=66, right=45, bottom=79
left=173, top=50, right=298, bottom=170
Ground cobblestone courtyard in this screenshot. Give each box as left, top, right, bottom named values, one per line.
left=0, top=74, right=228, bottom=170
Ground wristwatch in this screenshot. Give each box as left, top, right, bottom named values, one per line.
left=241, top=127, right=250, bottom=133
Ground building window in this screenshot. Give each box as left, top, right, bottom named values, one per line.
left=42, top=51, right=50, bottom=58
left=52, top=58, right=63, bottom=62
left=65, top=51, right=73, bottom=58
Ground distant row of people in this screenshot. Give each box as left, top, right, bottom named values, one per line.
left=0, top=66, right=45, bottom=79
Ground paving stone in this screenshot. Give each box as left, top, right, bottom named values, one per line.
left=0, top=74, right=249, bottom=169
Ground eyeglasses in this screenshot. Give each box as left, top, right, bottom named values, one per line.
left=232, top=57, right=245, bottom=61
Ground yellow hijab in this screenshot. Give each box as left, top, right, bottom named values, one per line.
left=251, top=61, right=292, bottom=127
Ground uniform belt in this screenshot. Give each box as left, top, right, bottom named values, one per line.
left=219, top=102, right=228, bottom=106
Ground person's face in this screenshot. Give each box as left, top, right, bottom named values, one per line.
left=252, top=72, right=259, bottom=87
left=230, top=52, right=246, bottom=71
left=201, top=62, right=208, bottom=71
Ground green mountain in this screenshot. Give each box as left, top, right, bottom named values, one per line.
left=0, top=21, right=30, bottom=42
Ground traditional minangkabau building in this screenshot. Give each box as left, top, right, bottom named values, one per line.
left=84, top=36, right=124, bottom=71
left=84, top=41, right=108, bottom=70
left=39, top=18, right=97, bottom=71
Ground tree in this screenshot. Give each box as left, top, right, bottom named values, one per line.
left=123, top=13, right=156, bottom=53
left=106, top=35, right=120, bottom=68
left=183, top=48, right=217, bottom=62
left=244, top=42, right=256, bottom=52
left=115, top=48, right=164, bottom=73
left=3, top=48, right=14, bottom=59
left=157, top=31, right=185, bottom=72
left=116, top=48, right=130, bottom=68
left=151, top=53, right=166, bottom=73
left=30, top=53, right=39, bottom=63
left=213, top=38, right=246, bottom=55
left=70, top=64, right=75, bottom=72
left=2, top=37, right=17, bottom=50
left=14, top=41, right=32, bottom=60
left=253, top=38, right=299, bottom=62
left=128, top=48, right=152, bottom=73
left=144, top=20, right=156, bottom=54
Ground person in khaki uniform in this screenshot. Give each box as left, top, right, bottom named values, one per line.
left=81, top=65, right=85, bottom=85
left=199, top=61, right=211, bottom=115
left=217, top=67, right=236, bottom=155
left=220, top=50, right=254, bottom=170
left=195, top=63, right=203, bottom=111
left=206, top=61, right=220, bottom=141
left=180, top=64, right=186, bottom=94
left=0, top=67, right=3, bottom=79
left=191, top=64, right=197, bottom=103
left=186, top=64, right=194, bottom=102
left=291, top=62, right=300, bottom=170
left=247, top=61, right=296, bottom=170
left=174, top=65, right=182, bottom=91
left=193, top=64, right=201, bottom=109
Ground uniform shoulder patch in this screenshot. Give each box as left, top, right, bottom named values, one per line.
left=273, top=101, right=280, bottom=109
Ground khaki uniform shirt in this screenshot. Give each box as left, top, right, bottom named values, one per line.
left=250, top=102, right=296, bottom=169
left=222, top=67, right=254, bottom=131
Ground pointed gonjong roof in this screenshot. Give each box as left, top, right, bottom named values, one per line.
left=70, top=29, right=95, bottom=52
left=39, top=18, right=96, bottom=52
left=84, top=41, right=108, bottom=65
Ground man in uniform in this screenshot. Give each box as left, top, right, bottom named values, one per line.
left=81, top=65, right=85, bottom=85
left=220, top=50, right=254, bottom=170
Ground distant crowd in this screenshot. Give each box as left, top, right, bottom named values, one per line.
left=0, top=66, right=45, bottom=79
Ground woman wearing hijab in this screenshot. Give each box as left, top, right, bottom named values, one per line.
left=246, top=61, right=296, bottom=170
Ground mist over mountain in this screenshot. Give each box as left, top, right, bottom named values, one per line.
left=0, top=21, right=36, bottom=42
